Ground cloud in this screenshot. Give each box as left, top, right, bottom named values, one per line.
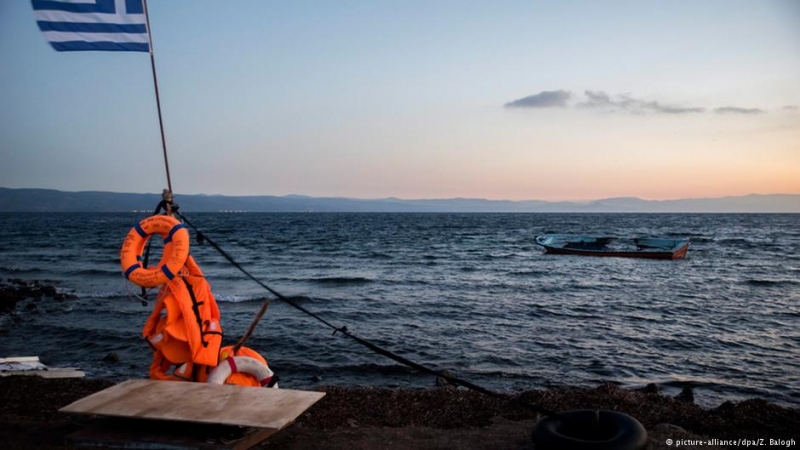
left=714, top=106, right=765, bottom=115
left=580, top=90, right=705, bottom=115
left=504, top=90, right=571, bottom=108
left=782, top=105, right=798, bottom=111
left=504, top=89, right=773, bottom=117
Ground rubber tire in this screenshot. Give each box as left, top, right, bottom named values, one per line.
left=532, top=409, right=648, bottom=450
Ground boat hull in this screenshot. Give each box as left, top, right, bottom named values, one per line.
left=541, top=241, right=689, bottom=260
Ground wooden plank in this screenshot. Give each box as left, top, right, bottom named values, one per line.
left=0, top=356, right=41, bottom=363
left=67, top=418, right=278, bottom=450
left=1, top=356, right=84, bottom=378
left=60, top=379, right=326, bottom=430
left=0, top=368, right=85, bottom=378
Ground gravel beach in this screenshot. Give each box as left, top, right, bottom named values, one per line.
left=0, top=376, right=797, bottom=450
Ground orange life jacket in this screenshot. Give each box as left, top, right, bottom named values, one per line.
left=143, top=255, right=223, bottom=375
left=141, top=255, right=274, bottom=386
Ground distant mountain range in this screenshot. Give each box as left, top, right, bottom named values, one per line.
left=0, top=188, right=798, bottom=213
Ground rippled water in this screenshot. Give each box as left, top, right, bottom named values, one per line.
left=1, top=212, right=799, bottom=407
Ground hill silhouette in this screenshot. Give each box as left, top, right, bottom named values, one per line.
left=1, top=188, right=798, bottom=213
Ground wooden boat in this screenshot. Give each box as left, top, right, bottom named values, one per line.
left=534, top=234, right=689, bottom=260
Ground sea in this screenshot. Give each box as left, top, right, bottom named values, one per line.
left=1, top=212, right=799, bottom=407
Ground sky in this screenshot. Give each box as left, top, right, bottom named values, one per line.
left=1, top=1, right=799, bottom=202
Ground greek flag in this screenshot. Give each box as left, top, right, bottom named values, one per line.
left=32, top=0, right=150, bottom=52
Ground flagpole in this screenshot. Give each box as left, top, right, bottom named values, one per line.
left=142, top=0, right=173, bottom=194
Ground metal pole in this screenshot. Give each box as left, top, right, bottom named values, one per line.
left=142, top=0, right=173, bottom=193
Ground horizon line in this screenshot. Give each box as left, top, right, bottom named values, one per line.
left=2, top=186, right=799, bottom=204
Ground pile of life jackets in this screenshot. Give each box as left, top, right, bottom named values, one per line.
left=120, top=215, right=276, bottom=387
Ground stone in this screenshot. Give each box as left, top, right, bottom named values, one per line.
left=676, top=386, right=694, bottom=403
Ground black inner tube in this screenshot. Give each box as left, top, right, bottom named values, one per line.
left=533, top=409, right=648, bottom=450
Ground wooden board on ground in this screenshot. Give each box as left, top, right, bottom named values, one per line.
left=0, top=368, right=85, bottom=378
left=60, top=379, right=326, bottom=430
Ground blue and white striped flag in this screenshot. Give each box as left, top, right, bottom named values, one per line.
left=32, top=0, right=150, bottom=52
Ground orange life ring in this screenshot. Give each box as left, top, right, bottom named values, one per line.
left=120, top=215, right=190, bottom=288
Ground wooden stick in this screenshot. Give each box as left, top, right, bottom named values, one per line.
left=233, top=299, right=270, bottom=352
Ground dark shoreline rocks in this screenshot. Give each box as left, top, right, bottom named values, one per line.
left=0, top=279, right=76, bottom=314
left=0, top=376, right=797, bottom=449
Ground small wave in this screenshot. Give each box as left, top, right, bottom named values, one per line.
left=0, top=266, right=45, bottom=275
left=509, top=270, right=547, bottom=277
left=325, top=362, right=420, bottom=377
left=679, top=234, right=710, bottom=241
left=214, top=293, right=264, bottom=303
left=67, top=269, right=120, bottom=277
left=74, top=290, right=129, bottom=299
left=716, top=238, right=755, bottom=246
left=276, top=295, right=325, bottom=304
left=572, top=283, right=605, bottom=291
left=622, top=313, right=659, bottom=324
left=367, top=252, right=393, bottom=260
left=656, top=338, right=704, bottom=351
left=483, top=253, right=514, bottom=260
left=745, top=279, right=799, bottom=287
left=534, top=285, right=566, bottom=294
left=202, top=274, right=250, bottom=281
left=310, top=276, right=372, bottom=286
left=467, top=369, right=538, bottom=381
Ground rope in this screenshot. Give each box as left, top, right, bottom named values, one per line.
left=175, top=211, right=566, bottom=420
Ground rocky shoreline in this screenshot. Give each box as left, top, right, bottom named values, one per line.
left=0, top=376, right=797, bottom=450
